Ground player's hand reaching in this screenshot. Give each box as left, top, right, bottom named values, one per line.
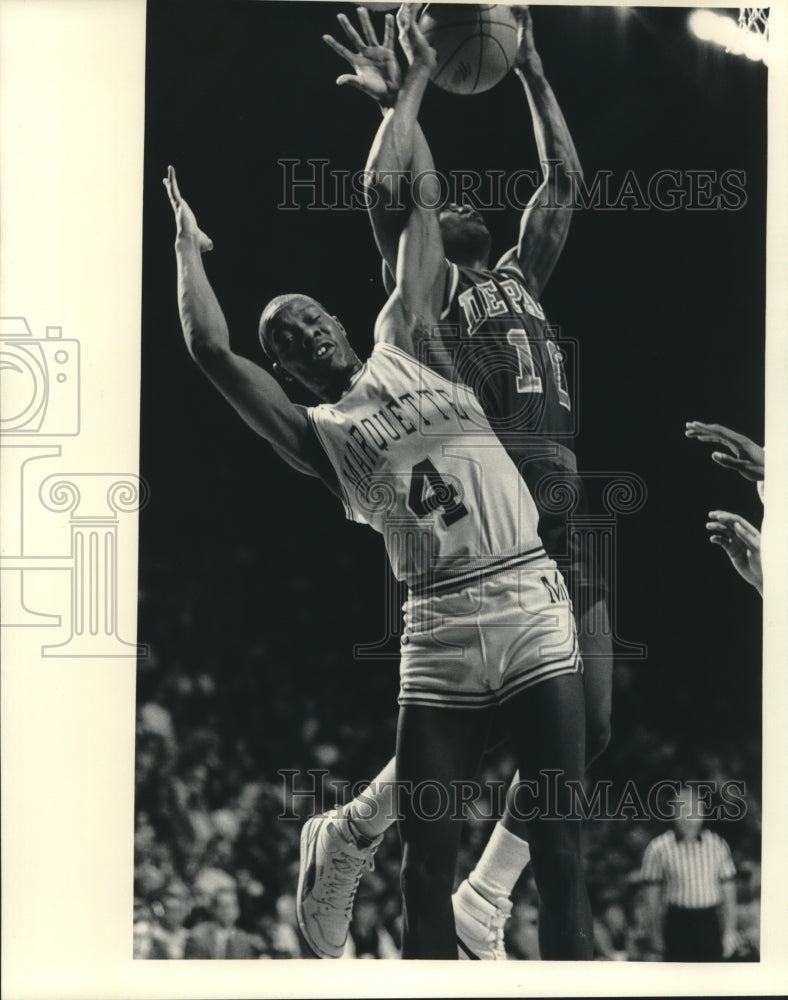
left=323, top=9, right=402, bottom=106
left=163, top=166, right=214, bottom=253
left=396, top=4, right=436, bottom=73
left=510, top=6, right=536, bottom=66
left=685, top=421, right=764, bottom=482
left=706, top=510, right=763, bottom=596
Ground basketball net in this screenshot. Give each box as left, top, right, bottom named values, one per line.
left=726, top=7, right=770, bottom=61
left=738, top=7, right=770, bottom=42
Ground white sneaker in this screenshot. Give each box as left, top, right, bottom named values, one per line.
left=453, top=878, right=512, bottom=960
left=296, top=810, right=382, bottom=959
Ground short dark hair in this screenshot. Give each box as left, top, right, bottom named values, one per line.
left=258, top=293, right=326, bottom=359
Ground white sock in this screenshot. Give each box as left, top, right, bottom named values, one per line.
left=342, top=758, right=398, bottom=840
left=469, top=822, right=531, bottom=905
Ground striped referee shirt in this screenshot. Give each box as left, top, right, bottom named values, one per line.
left=640, top=829, right=736, bottom=908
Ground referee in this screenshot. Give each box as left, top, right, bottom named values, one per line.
left=640, top=786, right=737, bottom=961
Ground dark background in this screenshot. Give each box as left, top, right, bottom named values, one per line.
left=135, top=2, right=765, bottom=956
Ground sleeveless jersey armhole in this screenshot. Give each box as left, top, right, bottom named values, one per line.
left=303, top=408, right=354, bottom=516
left=494, top=247, right=543, bottom=297
left=440, top=261, right=459, bottom=320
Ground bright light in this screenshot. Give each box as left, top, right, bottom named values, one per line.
left=742, top=28, right=769, bottom=62
left=688, top=8, right=768, bottom=63
left=688, top=9, right=719, bottom=41
left=727, top=27, right=746, bottom=56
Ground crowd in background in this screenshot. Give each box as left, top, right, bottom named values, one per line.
left=134, top=563, right=761, bottom=960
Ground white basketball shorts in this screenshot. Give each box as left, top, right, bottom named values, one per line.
left=398, top=559, right=581, bottom=709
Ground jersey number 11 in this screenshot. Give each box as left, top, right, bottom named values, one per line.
left=506, top=329, right=571, bottom=411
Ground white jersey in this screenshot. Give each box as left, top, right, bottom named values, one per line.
left=307, top=343, right=546, bottom=590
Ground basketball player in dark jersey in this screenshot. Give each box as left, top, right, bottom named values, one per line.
left=432, top=231, right=613, bottom=768
left=299, top=5, right=611, bottom=960
left=166, top=10, right=591, bottom=960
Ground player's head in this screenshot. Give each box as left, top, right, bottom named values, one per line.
left=259, top=293, right=361, bottom=399
left=671, top=785, right=707, bottom=839
left=439, top=202, right=492, bottom=269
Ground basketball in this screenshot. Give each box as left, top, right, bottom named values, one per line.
left=418, top=4, right=519, bottom=96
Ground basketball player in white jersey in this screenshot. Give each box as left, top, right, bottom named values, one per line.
left=165, top=13, right=591, bottom=959
left=300, top=4, right=604, bottom=960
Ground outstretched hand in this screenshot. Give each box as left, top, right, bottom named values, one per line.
left=509, top=6, right=537, bottom=69
left=163, top=166, right=213, bottom=253
left=396, top=3, right=436, bottom=72
left=706, top=510, right=763, bottom=595
left=511, top=8, right=534, bottom=46
left=323, top=9, right=402, bottom=105
left=685, top=421, right=764, bottom=482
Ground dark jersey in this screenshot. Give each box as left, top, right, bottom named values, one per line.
left=438, top=251, right=591, bottom=579
left=440, top=252, right=572, bottom=445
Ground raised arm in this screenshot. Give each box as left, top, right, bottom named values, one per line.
left=497, top=7, right=583, bottom=298
left=163, top=167, right=322, bottom=478
left=324, top=7, right=437, bottom=285
left=371, top=10, right=447, bottom=356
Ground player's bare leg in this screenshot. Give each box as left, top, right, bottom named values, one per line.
left=577, top=596, right=613, bottom=768
left=342, top=757, right=400, bottom=839
left=297, top=582, right=611, bottom=959
left=500, top=670, right=592, bottom=959
left=396, top=704, right=491, bottom=959
left=453, top=593, right=612, bottom=957
left=298, top=594, right=613, bottom=959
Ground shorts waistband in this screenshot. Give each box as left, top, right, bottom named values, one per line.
left=407, top=545, right=550, bottom=600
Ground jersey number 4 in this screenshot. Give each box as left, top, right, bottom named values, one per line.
left=407, top=458, right=468, bottom=527
left=506, top=329, right=571, bottom=410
